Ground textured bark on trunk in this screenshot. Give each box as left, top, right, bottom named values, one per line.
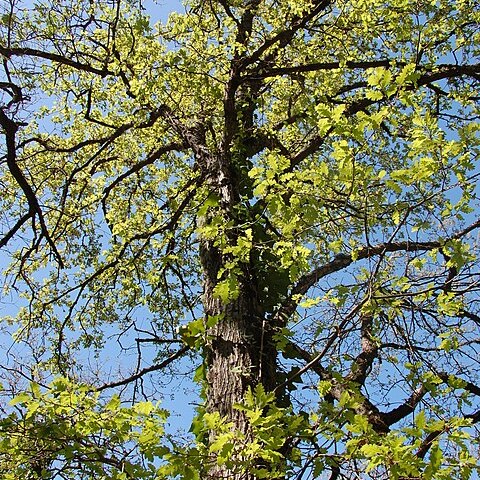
left=199, top=150, right=279, bottom=477
left=204, top=275, right=277, bottom=420
left=201, top=241, right=278, bottom=479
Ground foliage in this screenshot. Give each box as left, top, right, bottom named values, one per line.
left=0, top=0, right=479, bottom=478
left=0, top=377, right=168, bottom=479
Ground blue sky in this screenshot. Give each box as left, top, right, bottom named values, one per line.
left=144, top=0, right=183, bottom=23
left=0, top=0, right=195, bottom=435
left=2, top=3, right=479, bottom=476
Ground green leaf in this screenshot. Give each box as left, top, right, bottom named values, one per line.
left=9, top=393, right=30, bottom=406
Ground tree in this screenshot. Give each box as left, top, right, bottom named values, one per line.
left=0, top=0, right=479, bottom=478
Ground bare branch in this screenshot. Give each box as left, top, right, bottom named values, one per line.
left=382, top=385, right=427, bottom=427
left=0, top=211, right=31, bottom=248
left=95, top=345, right=190, bottom=392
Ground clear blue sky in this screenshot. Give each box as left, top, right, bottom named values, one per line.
left=144, top=0, right=183, bottom=23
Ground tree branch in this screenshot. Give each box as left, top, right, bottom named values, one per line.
left=381, top=385, right=427, bottom=427
left=282, top=339, right=390, bottom=433
left=0, top=109, right=64, bottom=266
left=0, top=44, right=112, bottom=77
left=345, top=315, right=378, bottom=385
left=242, top=59, right=395, bottom=81
left=0, top=211, right=32, bottom=248
left=238, top=0, right=332, bottom=70
left=95, top=345, right=190, bottom=392
left=275, top=218, right=480, bottom=324
left=102, top=141, right=184, bottom=206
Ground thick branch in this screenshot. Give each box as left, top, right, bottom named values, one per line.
left=283, top=340, right=390, bottom=433
left=417, top=63, right=480, bottom=86
left=102, top=141, right=184, bottom=204
left=345, top=315, right=378, bottom=385
left=0, top=211, right=32, bottom=248
left=0, top=44, right=112, bottom=77
left=0, top=109, right=64, bottom=266
left=381, top=385, right=427, bottom=427
left=242, top=61, right=479, bottom=83
left=242, top=59, right=394, bottom=81
left=275, top=219, right=480, bottom=324
left=437, top=372, right=480, bottom=397
left=281, top=64, right=480, bottom=169
left=415, top=383, right=480, bottom=459
left=239, top=0, right=332, bottom=70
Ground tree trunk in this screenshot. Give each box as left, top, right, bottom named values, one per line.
left=199, top=156, right=278, bottom=479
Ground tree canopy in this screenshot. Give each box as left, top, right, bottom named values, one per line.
left=0, top=0, right=480, bottom=478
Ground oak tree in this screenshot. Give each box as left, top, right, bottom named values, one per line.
left=0, top=0, right=479, bottom=478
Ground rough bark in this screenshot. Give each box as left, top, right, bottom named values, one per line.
left=203, top=280, right=279, bottom=478
left=204, top=274, right=276, bottom=429
left=199, top=152, right=278, bottom=478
